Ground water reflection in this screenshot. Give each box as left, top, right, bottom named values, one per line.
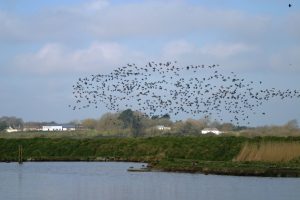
left=17, top=164, right=23, bottom=200
left=0, top=162, right=300, bottom=200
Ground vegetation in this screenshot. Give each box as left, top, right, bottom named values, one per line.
left=0, top=121, right=8, bottom=132
left=0, top=116, right=23, bottom=130
left=1, top=136, right=300, bottom=176
left=0, top=136, right=246, bottom=162
left=2, top=110, right=300, bottom=138
left=72, top=111, right=300, bottom=137
left=2, top=111, right=300, bottom=176
left=235, top=141, right=300, bottom=162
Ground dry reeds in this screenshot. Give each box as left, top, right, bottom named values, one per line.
left=235, top=142, right=300, bottom=162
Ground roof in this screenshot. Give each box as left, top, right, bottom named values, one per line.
left=202, top=128, right=219, bottom=131
left=42, top=124, right=75, bottom=128
left=62, top=124, right=76, bottom=128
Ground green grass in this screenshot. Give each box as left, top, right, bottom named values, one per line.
left=1, top=135, right=300, bottom=176
left=152, top=159, right=300, bottom=176
left=1, top=136, right=300, bottom=162
left=0, top=136, right=246, bottom=162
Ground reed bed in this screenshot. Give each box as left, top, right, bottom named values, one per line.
left=235, top=142, right=300, bottom=162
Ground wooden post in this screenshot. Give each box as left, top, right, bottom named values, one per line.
left=18, top=145, right=23, bottom=164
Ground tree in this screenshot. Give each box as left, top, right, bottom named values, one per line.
left=81, top=118, right=97, bottom=129
left=151, top=115, right=159, bottom=120
left=219, top=123, right=235, bottom=132
left=0, top=121, right=8, bottom=132
left=285, top=119, right=298, bottom=130
left=96, top=113, right=124, bottom=131
left=118, top=109, right=135, bottom=129
left=118, top=109, right=143, bottom=137
left=161, top=114, right=170, bottom=119
left=0, top=116, right=23, bottom=129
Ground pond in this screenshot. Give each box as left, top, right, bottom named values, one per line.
left=0, top=162, right=300, bottom=200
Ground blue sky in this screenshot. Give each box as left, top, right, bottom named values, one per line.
left=0, top=0, right=299, bottom=125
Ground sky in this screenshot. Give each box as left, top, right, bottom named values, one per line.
left=0, top=0, right=299, bottom=126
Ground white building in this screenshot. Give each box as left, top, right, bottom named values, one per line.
left=42, top=125, right=63, bottom=131
left=201, top=128, right=222, bottom=135
left=62, top=124, right=76, bottom=131
left=42, top=124, right=76, bottom=131
left=6, top=126, right=19, bottom=133
left=156, top=125, right=171, bottom=131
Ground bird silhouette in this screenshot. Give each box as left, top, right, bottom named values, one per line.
left=70, top=62, right=300, bottom=125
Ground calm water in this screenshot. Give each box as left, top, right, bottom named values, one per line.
left=0, top=162, right=300, bottom=200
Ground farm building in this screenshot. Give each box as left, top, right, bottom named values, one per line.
left=23, top=123, right=42, bottom=131
left=42, top=124, right=76, bottom=131
left=156, top=125, right=171, bottom=131
left=201, top=128, right=222, bottom=135
left=6, top=126, right=20, bottom=133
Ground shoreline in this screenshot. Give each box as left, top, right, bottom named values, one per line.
left=153, top=166, right=300, bottom=177
left=1, top=158, right=300, bottom=177
left=1, top=137, right=300, bottom=177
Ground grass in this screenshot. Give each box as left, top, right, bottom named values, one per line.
left=1, top=135, right=300, bottom=176
left=0, top=130, right=108, bottom=139
left=0, top=136, right=246, bottom=162
left=235, top=141, right=300, bottom=162
left=152, top=159, right=300, bottom=177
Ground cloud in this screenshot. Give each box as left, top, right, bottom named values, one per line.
left=162, top=40, right=195, bottom=58
left=161, top=40, right=255, bottom=67
left=199, top=43, right=254, bottom=58
left=15, top=42, right=144, bottom=74
left=269, top=46, right=300, bottom=71
left=0, top=10, right=28, bottom=42
left=0, top=1, right=272, bottom=42
left=2, top=0, right=300, bottom=74
left=161, top=38, right=300, bottom=72
left=88, top=2, right=271, bottom=40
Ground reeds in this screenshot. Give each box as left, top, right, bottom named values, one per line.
left=235, top=142, right=300, bottom=162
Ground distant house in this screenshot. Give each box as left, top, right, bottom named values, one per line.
left=6, top=126, right=19, bottom=133
left=62, top=124, right=76, bottom=131
left=156, top=125, right=171, bottom=131
left=201, top=128, right=221, bottom=135
left=42, top=125, right=62, bottom=131
left=23, top=124, right=42, bottom=131
left=42, top=124, right=76, bottom=131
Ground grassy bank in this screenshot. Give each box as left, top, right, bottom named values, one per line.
left=152, top=159, right=300, bottom=177
left=235, top=141, right=300, bottom=162
left=0, top=136, right=245, bottom=162
left=1, top=136, right=300, bottom=177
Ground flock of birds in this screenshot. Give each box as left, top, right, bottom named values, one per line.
left=69, top=3, right=296, bottom=125
left=70, top=61, right=300, bottom=125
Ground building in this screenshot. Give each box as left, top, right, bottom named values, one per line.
left=201, top=128, right=222, bottom=135
left=62, top=124, right=76, bottom=131
left=23, top=123, right=42, bottom=131
left=42, top=125, right=62, bottom=131
left=6, top=126, right=19, bottom=133
left=156, top=125, right=171, bottom=131
left=42, top=124, right=76, bottom=131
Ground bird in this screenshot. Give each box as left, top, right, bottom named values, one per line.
left=70, top=61, right=300, bottom=125
left=289, top=4, right=292, bottom=7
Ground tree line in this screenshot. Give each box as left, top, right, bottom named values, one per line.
left=79, top=109, right=251, bottom=136
left=0, top=116, right=23, bottom=131
left=1, top=111, right=299, bottom=137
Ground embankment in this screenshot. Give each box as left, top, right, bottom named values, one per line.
left=1, top=136, right=300, bottom=177
left=0, top=136, right=245, bottom=162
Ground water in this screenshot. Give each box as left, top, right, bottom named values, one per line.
left=0, top=162, right=300, bottom=200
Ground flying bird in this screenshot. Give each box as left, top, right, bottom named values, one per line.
left=70, top=62, right=300, bottom=125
